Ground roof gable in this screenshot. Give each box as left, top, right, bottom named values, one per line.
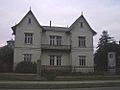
left=12, top=10, right=43, bottom=34
left=69, top=15, right=97, bottom=35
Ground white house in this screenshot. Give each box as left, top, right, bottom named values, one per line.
left=12, top=10, right=96, bottom=73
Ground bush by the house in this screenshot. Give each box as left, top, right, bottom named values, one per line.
left=43, top=71, right=56, bottom=80
left=15, top=61, right=37, bottom=73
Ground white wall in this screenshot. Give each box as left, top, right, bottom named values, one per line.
left=70, top=16, right=94, bottom=72
left=15, top=12, right=42, bottom=48
left=14, top=12, right=42, bottom=69
left=13, top=11, right=95, bottom=73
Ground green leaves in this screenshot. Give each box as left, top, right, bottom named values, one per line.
left=15, top=61, right=37, bottom=73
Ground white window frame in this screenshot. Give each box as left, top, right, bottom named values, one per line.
left=78, top=36, right=86, bottom=47
left=24, top=33, right=33, bottom=44
left=49, top=35, right=62, bottom=46
left=56, top=36, right=62, bottom=46
left=50, top=36, right=55, bottom=45
left=23, top=54, right=32, bottom=62
left=49, top=55, right=62, bottom=66
left=79, top=56, right=86, bottom=66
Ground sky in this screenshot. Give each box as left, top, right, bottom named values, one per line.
left=0, top=0, right=120, bottom=50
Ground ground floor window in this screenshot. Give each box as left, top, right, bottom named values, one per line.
left=49, top=55, right=62, bottom=66
left=79, top=56, right=86, bottom=66
left=23, top=54, right=32, bottom=62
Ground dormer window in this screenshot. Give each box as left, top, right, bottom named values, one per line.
left=80, top=22, right=83, bottom=28
left=28, top=18, right=31, bottom=24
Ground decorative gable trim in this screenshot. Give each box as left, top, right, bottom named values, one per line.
left=11, top=10, right=44, bottom=35
left=69, top=15, right=97, bottom=35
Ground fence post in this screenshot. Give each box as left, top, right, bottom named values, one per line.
left=37, top=59, right=41, bottom=78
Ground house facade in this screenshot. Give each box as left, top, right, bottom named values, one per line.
left=12, top=10, right=96, bottom=73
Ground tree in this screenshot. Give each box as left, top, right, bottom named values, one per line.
left=0, top=46, right=13, bottom=72
left=15, top=61, right=37, bottom=73
left=97, top=31, right=113, bottom=49
left=94, top=30, right=115, bottom=72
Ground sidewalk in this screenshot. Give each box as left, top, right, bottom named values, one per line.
left=0, top=80, right=120, bottom=89
left=0, top=80, right=120, bottom=84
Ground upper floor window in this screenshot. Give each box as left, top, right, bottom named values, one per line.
left=79, top=56, right=86, bottom=66
left=49, top=36, right=62, bottom=46
left=50, top=36, right=55, bottom=45
left=49, top=55, right=61, bottom=66
left=28, top=18, right=31, bottom=24
left=80, top=22, right=83, bottom=28
left=24, top=33, right=33, bottom=44
left=23, top=54, right=32, bottom=62
left=56, top=36, right=62, bottom=45
left=78, top=36, right=86, bottom=47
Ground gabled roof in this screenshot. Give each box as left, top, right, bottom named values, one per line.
left=11, top=10, right=97, bottom=35
left=11, top=10, right=43, bottom=34
left=42, top=26, right=69, bottom=32
left=69, top=14, right=97, bottom=35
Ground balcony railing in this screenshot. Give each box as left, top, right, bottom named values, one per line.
left=41, top=44, right=70, bottom=50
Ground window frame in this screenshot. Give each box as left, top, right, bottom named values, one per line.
left=79, top=56, right=86, bottom=66
left=56, top=55, right=61, bottom=66
left=49, top=55, right=62, bottom=66
left=23, top=54, right=32, bottom=62
left=49, top=35, right=62, bottom=46
left=28, top=18, right=31, bottom=24
left=24, top=33, right=33, bottom=45
left=56, top=36, right=62, bottom=46
left=50, top=36, right=55, bottom=45
left=80, top=22, right=83, bottom=28
left=78, top=36, right=86, bottom=47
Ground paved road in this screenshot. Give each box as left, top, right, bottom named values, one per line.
left=0, top=87, right=120, bottom=90
left=1, top=80, right=120, bottom=84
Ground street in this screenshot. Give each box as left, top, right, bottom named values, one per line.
left=0, top=87, right=120, bottom=90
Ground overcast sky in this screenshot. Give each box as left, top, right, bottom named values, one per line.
left=0, top=0, right=120, bottom=49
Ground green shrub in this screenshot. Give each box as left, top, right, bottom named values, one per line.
left=44, top=71, right=56, bottom=80
left=15, top=61, right=37, bottom=74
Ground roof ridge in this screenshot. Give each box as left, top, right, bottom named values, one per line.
left=42, top=26, right=68, bottom=28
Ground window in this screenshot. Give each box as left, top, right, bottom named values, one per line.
left=50, top=36, right=62, bottom=46
left=50, top=36, right=55, bottom=45
left=78, top=36, right=86, bottom=47
left=79, top=56, right=86, bottom=66
left=24, top=33, right=33, bottom=44
left=80, top=22, right=83, bottom=28
left=23, top=54, right=32, bottom=62
left=109, top=54, right=113, bottom=58
left=50, top=56, right=54, bottom=65
left=56, top=56, right=61, bottom=65
left=28, top=18, right=31, bottom=24
left=56, top=36, right=62, bottom=45
left=49, top=55, right=62, bottom=66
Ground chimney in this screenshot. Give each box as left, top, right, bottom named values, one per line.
left=50, top=20, right=51, bottom=28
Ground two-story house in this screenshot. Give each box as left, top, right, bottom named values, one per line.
left=12, top=10, right=96, bottom=73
